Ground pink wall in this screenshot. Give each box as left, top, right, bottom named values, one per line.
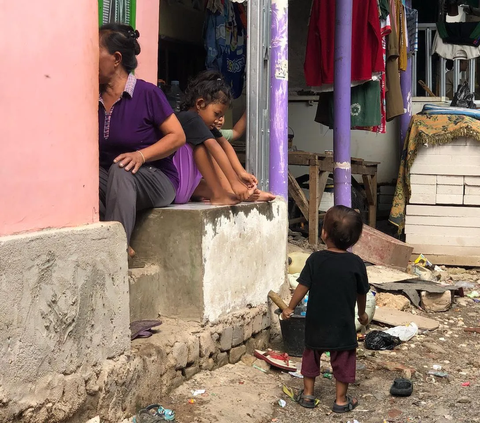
left=0, top=1, right=99, bottom=237
left=136, top=0, right=161, bottom=84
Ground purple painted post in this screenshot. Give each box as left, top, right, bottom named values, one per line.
left=333, top=0, right=353, bottom=207
left=400, top=0, right=413, bottom=152
left=269, top=0, right=288, bottom=199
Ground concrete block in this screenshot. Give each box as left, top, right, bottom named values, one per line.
left=130, top=200, right=288, bottom=322
left=229, top=345, right=247, bottom=364
left=437, top=175, right=464, bottom=185
left=183, top=365, right=200, bottom=380
left=172, top=342, right=188, bottom=369
left=199, top=331, right=216, bottom=358
left=252, top=314, right=263, bottom=334
left=421, top=291, right=452, bottom=312
left=187, top=336, right=200, bottom=365
left=464, top=195, right=480, bottom=205
left=0, top=223, right=130, bottom=406
left=216, top=352, right=229, bottom=367
left=436, top=184, right=464, bottom=195
left=253, top=330, right=270, bottom=351
left=261, top=313, right=271, bottom=329
left=243, top=320, right=253, bottom=341
left=219, top=326, right=233, bottom=351
left=436, top=194, right=463, bottom=205
left=232, top=326, right=244, bottom=347
left=352, top=225, right=414, bottom=270
left=129, top=265, right=162, bottom=321
left=410, top=174, right=436, bottom=185
left=465, top=176, right=480, bottom=186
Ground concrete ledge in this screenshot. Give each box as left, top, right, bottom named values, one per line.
left=0, top=223, right=130, bottom=422
left=130, top=199, right=288, bottom=322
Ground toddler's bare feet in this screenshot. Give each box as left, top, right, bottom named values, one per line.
left=128, top=246, right=136, bottom=258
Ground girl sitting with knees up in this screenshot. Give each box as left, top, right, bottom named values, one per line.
left=173, top=71, right=275, bottom=204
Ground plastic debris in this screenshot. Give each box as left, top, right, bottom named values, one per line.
left=347, top=420, right=361, bottom=423
left=432, top=364, right=442, bottom=371
left=384, top=323, right=419, bottom=342
left=282, top=385, right=296, bottom=401
left=192, top=389, right=205, bottom=396
left=188, top=399, right=195, bottom=404
left=253, top=364, right=268, bottom=373
left=365, top=331, right=402, bottom=350
left=278, top=399, right=287, bottom=408
left=288, top=370, right=303, bottom=378
left=415, top=254, right=434, bottom=270
left=428, top=371, right=449, bottom=378
left=462, top=382, right=471, bottom=387
left=467, top=291, right=480, bottom=299
left=323, top=372, right=333, bottom=380
left=455, top=281, right=476, bottom=289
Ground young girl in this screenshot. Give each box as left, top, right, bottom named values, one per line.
left=282, top=205, right=370, bottom=413
left=174, top=71, right=275, bottom=204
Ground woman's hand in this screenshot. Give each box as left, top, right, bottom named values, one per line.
left=239, top=171, right=258, bottom=188
left=114, top=151, right=145, bottom=174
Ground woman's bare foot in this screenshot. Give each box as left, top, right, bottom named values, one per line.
left=246, top=189, right=276, bottom=202
left=128, top=246, right=136, bottom=258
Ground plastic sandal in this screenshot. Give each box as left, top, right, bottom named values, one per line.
left=295, top=389, right=319, bottom=409
left=390, top=378, right=413, bottom=397
left=332, top=395, right=358, bottom=413
left=135, top=404, right=175, bottom=422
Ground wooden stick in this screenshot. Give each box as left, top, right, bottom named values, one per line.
left=268, top=290, right=289, bottom=311
left=464, top=327, right=480, bottom=334
left=418, top=80, right=436, bottom=97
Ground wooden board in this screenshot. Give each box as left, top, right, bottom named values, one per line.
left=373, top=307, right=439, bottom=330
left=405, top=225, right=480, bottom=237
left=465, top=185, right=480, bottom=195
left=409, top=253, right=480, bottom=267
left=435, top=194, right=463, bottom=205
left=406, top=204, right=480, bottom=217
left=437, top=175, right=464, bottom=185
left=406, top=234, right=480, bottom=246
left=410, top=174, right=436, bottom=185
left=411, top=244, right=480, bottom=255
left=464, top=195, right=480, bottom=206
left=410, top=165, right=480, bottom=176
left=409, top=193, right=436, bottom=205
left=465, top=176, right=480, bottom=186
left=366, top=265, right=416, bottom=284
left=436, top=185, right=464, bottom=195
left=406, top=215, right=480, bottom=227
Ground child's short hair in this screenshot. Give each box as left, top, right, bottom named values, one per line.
left=323, top=205, right=363, bottom=250
left=181, top=71, right=233, bottom=111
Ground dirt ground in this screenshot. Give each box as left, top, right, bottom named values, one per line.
left=149, top=267, right=480, bottom=423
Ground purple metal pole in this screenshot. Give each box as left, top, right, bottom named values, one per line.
left=400, top=0, right=413, bottom=152
left=269, top=0, right=288, bottom=199
left=333, top=0, right=353, bottom=207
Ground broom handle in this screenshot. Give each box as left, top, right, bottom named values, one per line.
left=268, top=290, right=289, bottom=311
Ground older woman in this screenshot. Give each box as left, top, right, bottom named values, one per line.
left=99, top=23, right=185, bottom=257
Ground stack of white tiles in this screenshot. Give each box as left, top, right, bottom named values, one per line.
left=406, top=138, right=480, bottom=265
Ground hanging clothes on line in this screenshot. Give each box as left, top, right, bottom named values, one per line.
left=204, top=0, right=246, bottom=98
left=304, top=0, right=384, bottom=87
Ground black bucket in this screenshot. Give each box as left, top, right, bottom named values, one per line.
left=275, top=309, right=305, bottom=357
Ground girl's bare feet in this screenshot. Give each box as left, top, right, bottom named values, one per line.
left=210, top=192, right=240, bottom=205
left=246, top=189, right=276, bottom=202
left=128, top=246, right=136, bottom=258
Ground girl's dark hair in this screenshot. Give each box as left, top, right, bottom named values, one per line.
left=323, top=205, right=363, bottom=250
left=180, top=71, right=233, bottom=111
left=99, top=23, right=141, bottom=73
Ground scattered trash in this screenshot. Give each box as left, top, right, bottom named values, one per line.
left=325, top=352, right=330, bottom=357
left=288, top=370, right=303, bottom=378
left=365, top=331, right=402, bottom=350
left=427, top=371, right=449, bottom=378
left=188, top=399, right=195, bottom=404
left=415, top=254, right=434, bottom=270
left=454, top=281, right=476, bottom=289
left=467, top=291, right=480, bottom=299
left=384, top=323, right=418, bottom=342
left=253, top=364, right=268, bottom=373
left=192, top=389, right=205, bottom=396
left=462, top=382, right=471, bottom=387
left=473, top=299, right=480, bottom=303
left=322, top=372, right=333, bottom=380
left=432, top=364, right=442, bottom=370
left=390, top=378, right=413, bottom=397
left=356, top=362, right=366, bottom=371
left=278, top=399, right=287, bottom=408
left=282, top=385, right=296, bottom=401
left=347, top=420, right=361, bottom=423
left=465, top=327, right=480, bottom=334
left=134, top=404, right=175, bottom=422
left=254, top=349, right=297, bottom=372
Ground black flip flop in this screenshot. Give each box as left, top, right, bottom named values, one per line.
left=332, top=395, right=358, bottom=413
left=130, top=320, right=162, bottom=340
left=390, top=378, right=413, bottom=397
left=295, top=389, right=319, bottom=408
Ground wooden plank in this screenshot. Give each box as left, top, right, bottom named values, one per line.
left=405, top=224, right=480, bottom=237
left=464, top=195, right=480, bottom=205
left=309, top=162, right=319, bottom=245
left=465, top=176, right=480, bottom=186
left=409, top=193, right=436, bottom=205
left=436, top=185, right=464, bottom=195
left=410, top=253, right=480, bottom=267
left=411, top=165, right=480, bottom=176
left=411, top=174, right=436, bottom=185
left=288, top=172, right=309, bottom=220
left=410, top=244, right=480, bottom=255
left=413, top=155, right=480, bottom=166
left=417, top=145, right=480, bottom=156
left=406, top=204, right=480, bottom=217
left=436, top=194, right=463, bottom=205
left=406, top=215, right=480, bottom=227
left=437, top=175, right=464, bottom=185
left=373, top=307, right=439, bottom=330
left=411, top=184, right=434, bottom=195
left=465, top=186, right=480, bottom=195
left=406, top=234, right=480, bottom=246
left=316, top=171, right=329, bottom=212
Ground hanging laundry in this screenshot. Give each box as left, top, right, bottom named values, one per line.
left=436, top=21, right=480, bottom=46
left=204, top=0, right=246, bottom=98
left=304, top=0, right=384, bottom=87
left=405, top=6, right=418, bottom=52
left=396, top=0, right=408, bottom=71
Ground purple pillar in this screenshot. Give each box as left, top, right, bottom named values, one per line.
left=269, top=0, right=288, bottom=199
left=400, top=0, right=413, bottom=152
left=333, top=0, right=353, bottom=207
